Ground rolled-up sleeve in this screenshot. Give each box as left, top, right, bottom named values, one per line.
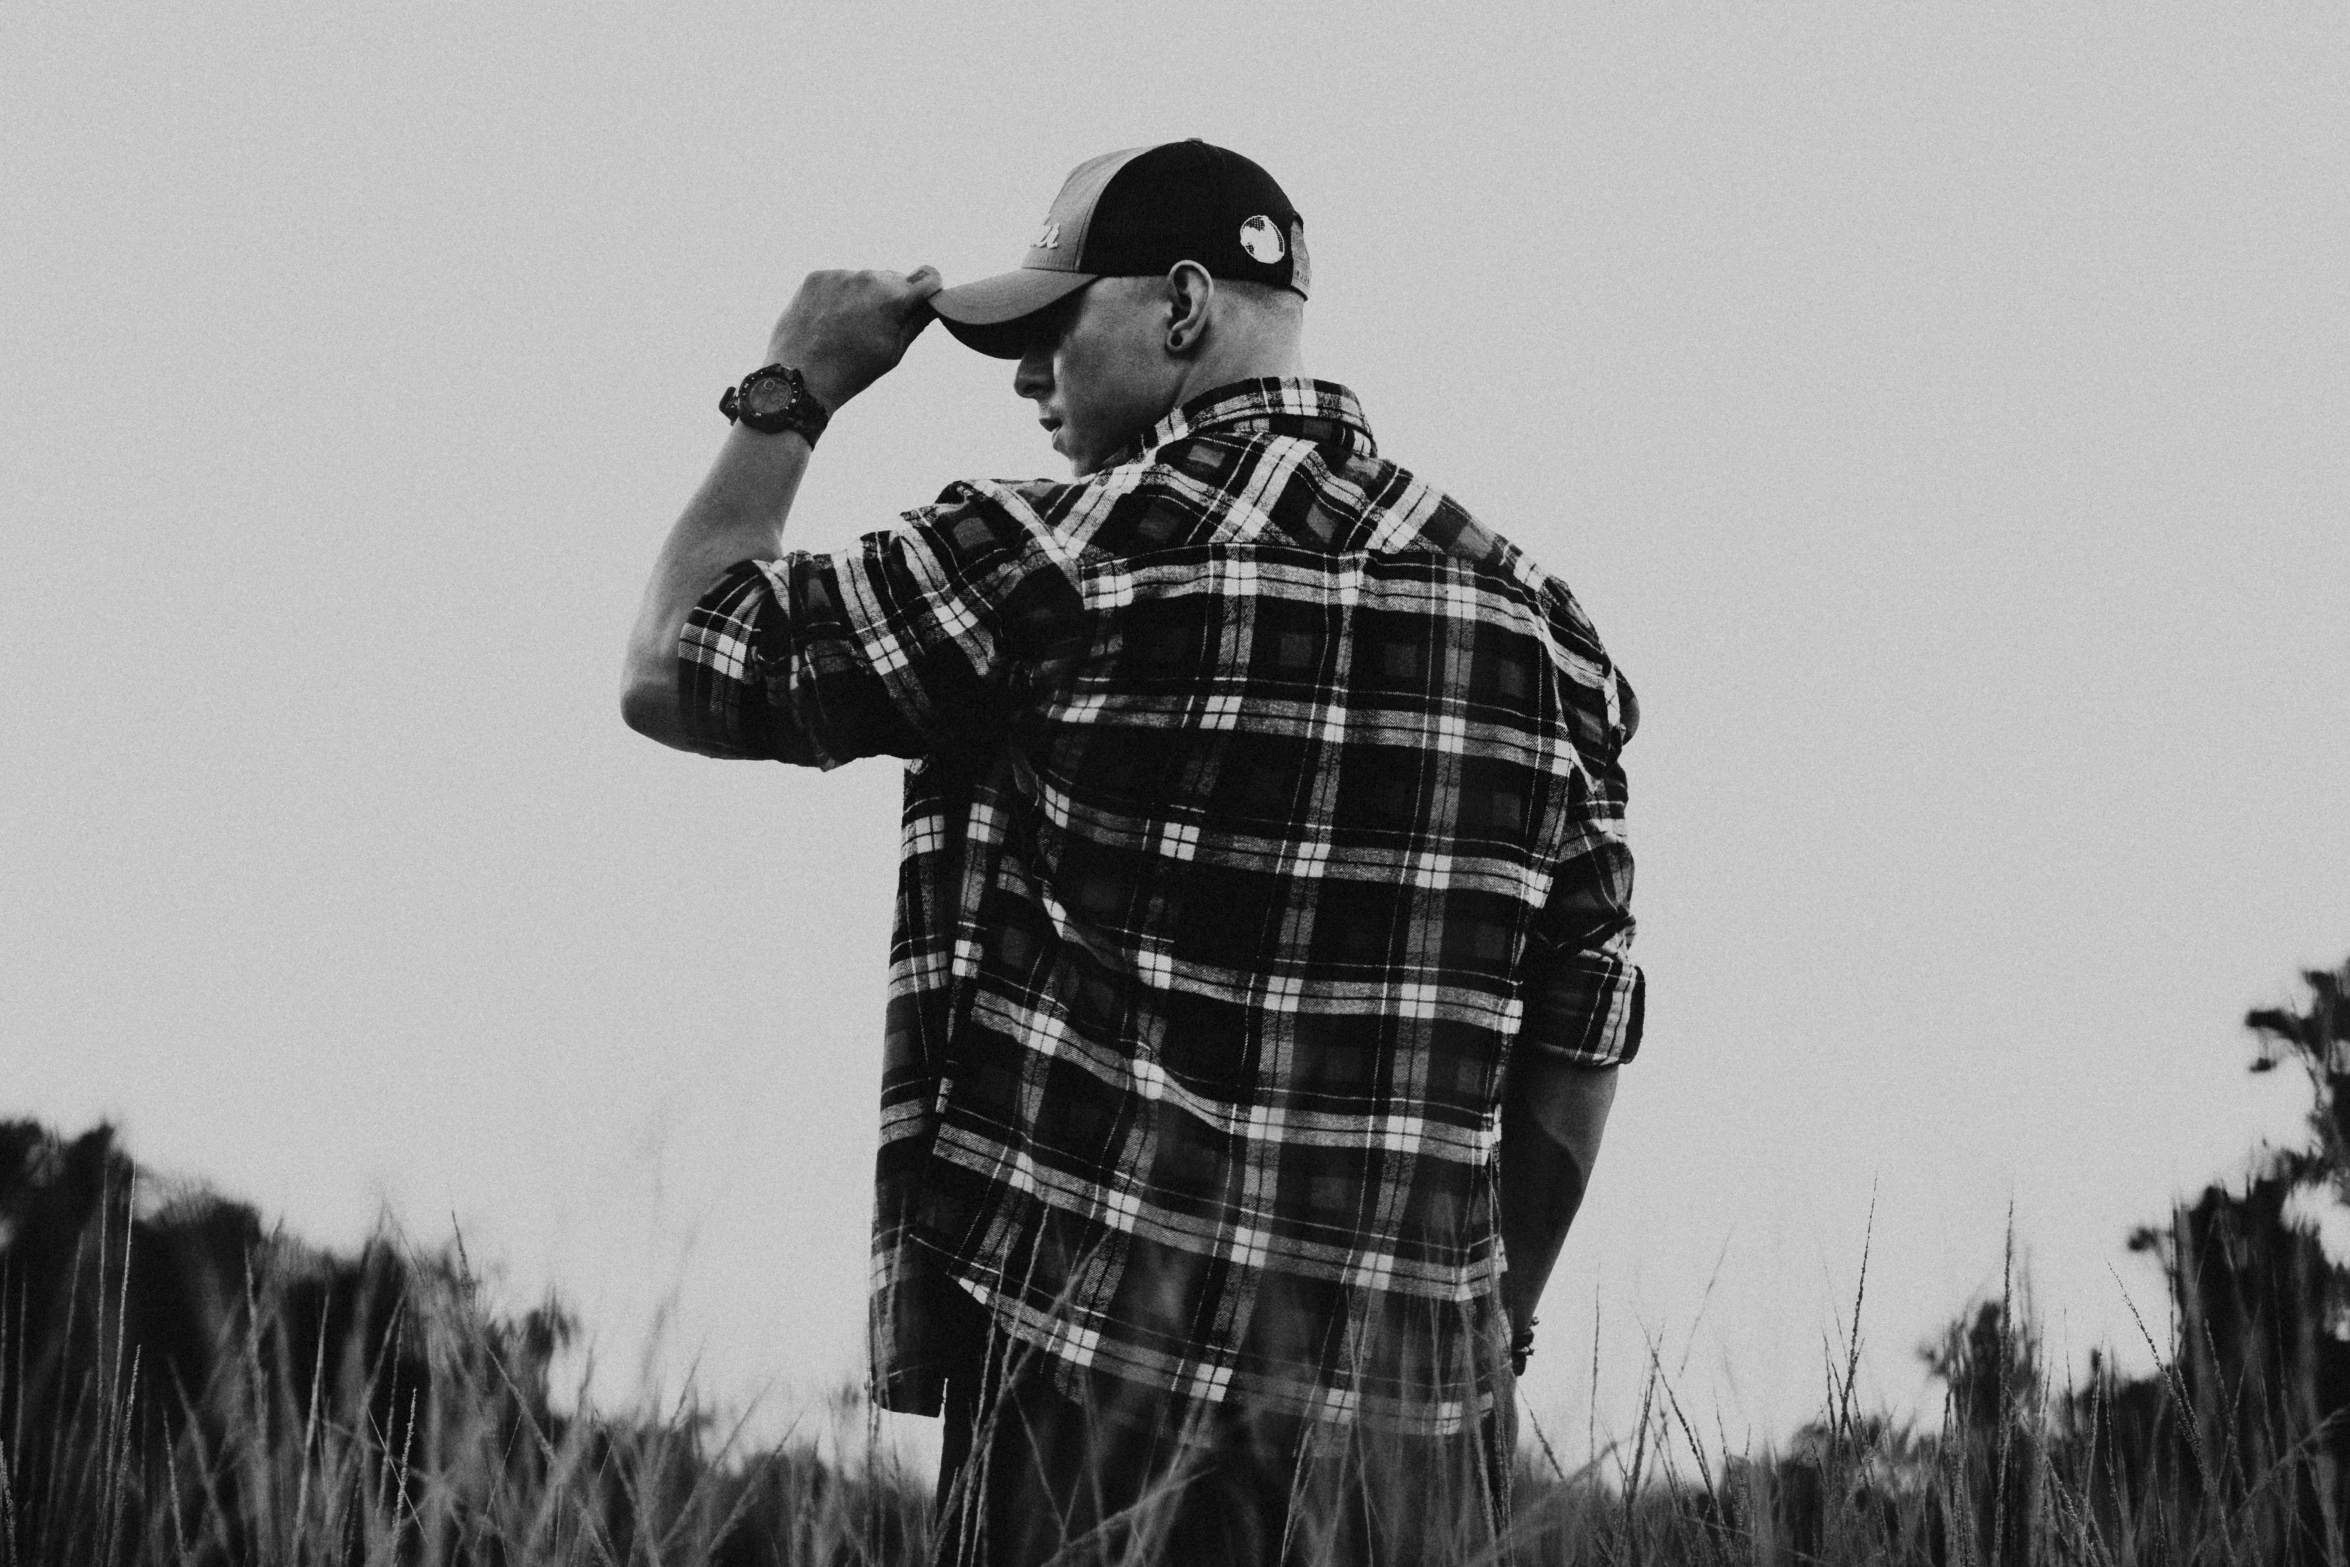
left=1516, top=843, right=1643, bottom=1067
left=1515, top=666, right=1644, bottom=1068
left=677, top=489, right=1083, bottom=767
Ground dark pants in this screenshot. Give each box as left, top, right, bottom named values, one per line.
left=929, top=1293, right=1516, bottom=1567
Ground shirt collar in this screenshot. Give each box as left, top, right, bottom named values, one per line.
left=1119, top=378, right=1376, bottom=466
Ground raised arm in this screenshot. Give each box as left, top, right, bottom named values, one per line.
left=621, top=266, right=940, bottom=751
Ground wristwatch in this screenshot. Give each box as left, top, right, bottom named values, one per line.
left=719, top=363, right=830, bottom=443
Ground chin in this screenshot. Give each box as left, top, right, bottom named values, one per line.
left=1064, top=433, right=1138, bottom=478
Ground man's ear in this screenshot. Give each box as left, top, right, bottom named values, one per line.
left=1163, top=262, right=1214, bottom=355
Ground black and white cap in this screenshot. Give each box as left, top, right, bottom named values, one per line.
left=930, top=140, right=1309, bottom=359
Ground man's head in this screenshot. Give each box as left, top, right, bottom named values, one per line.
left=930, top=141, right=1311, bottom=475
left=1008, top=268, right=1305, bottom=475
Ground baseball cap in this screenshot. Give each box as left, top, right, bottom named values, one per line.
left=929, top=140, right=1309, bottom=359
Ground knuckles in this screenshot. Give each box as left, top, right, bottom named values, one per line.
left=798, top=268, right=901, bottom=290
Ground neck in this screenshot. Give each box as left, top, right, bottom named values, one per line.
left=1168, top=340, right=1307, bottom=409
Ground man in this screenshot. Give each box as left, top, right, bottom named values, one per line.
left=622, top=141, right=1640, bottom=1564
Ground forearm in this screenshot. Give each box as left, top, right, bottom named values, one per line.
left=1498, top=1058, right=1616, bottom=1345
left=620, top=265, right=941, bottom=753
left=620, top=425, right=810, bottom=751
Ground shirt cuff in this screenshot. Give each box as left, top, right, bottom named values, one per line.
left=677, top=560, right=779, bottom=758
left=1518, top=940, right=1645, bottom=1068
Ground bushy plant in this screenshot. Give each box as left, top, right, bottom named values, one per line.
left=0, top=1123, right=928, bottom=1566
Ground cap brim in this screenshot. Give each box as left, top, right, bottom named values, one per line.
left=929, top=269, right=1096, bottom=358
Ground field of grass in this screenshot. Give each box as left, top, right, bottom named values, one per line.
left=6, top=959, right=2345, bottom=1565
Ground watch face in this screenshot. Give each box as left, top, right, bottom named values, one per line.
left=742, top=372, right=799, bottom=421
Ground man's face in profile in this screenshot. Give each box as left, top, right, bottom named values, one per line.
left=1011, top=279, right=1178, bottom=477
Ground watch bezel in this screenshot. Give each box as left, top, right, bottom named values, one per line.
left=720, top=363, right=830, bottom=441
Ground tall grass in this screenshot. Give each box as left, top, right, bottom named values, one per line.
left=8, top=1158, right=2340, bottom=1566
left=5, top=959, right=2345, bottom=1563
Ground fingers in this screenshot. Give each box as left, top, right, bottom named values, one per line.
left=765, top=267, right=942, bottom=389
left=894, top=265, right=941, bottom=350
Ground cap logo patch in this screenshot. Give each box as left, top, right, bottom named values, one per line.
left=1238, top=215, right=1285, bottom=264
left=1034, top=218, right=1061, bottom=250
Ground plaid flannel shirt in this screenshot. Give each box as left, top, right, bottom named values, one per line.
left=679, top=379, right=1641, bottom=1436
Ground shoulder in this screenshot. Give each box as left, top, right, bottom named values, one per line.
left=1346, top=450, right=1639, bottom=746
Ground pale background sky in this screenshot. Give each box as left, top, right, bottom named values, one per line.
left=6, top=4, right=2346, bottom=1465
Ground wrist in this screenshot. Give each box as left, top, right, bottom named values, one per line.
left=764, top=343, right=857, bottom=413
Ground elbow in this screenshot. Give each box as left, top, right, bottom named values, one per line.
left=620, top=608, right=686, bottom=743
left=619, top=681, right=656, bottom=738
left=619, top=670, right=685, bottom=748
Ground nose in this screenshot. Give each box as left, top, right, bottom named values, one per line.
left=1012, top=342, right=1053, bottom=402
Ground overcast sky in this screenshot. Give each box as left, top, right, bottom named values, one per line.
left=6, top=3, right=2347, bottom=1462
